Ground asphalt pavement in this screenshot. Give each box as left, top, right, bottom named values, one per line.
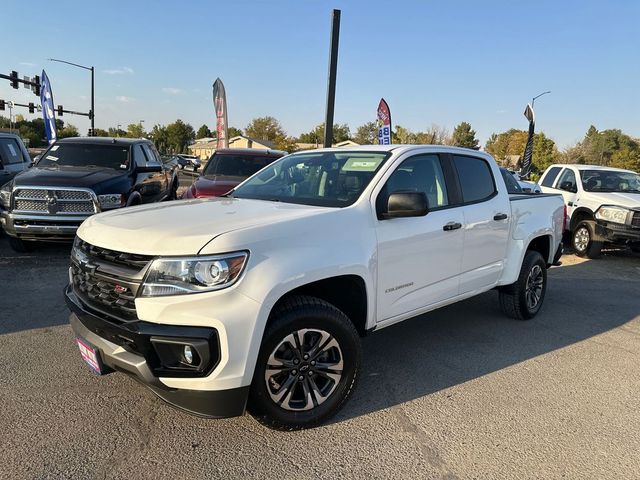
left=1, top=234, right=639, bottom=479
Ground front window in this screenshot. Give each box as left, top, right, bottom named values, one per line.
left=0, top=138, right=26, bottom=165
left=203, top=153, right=276, bottom=178
left=37, top=143, right=130, bottom=170
left=581, top=169, right=640, bottom=193
left=232, top=151, right=390, bottom=207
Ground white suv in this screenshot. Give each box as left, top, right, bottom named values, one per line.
left=539, top=164, right=640, bottom=257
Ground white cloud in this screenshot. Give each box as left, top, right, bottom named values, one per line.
left=104, top=67, right=134, bottom=75
left=20, top=62, right=36, bottom=67
left=162, top=87, right=183, bottom=95
left=116, top=96, right=134, bottom=103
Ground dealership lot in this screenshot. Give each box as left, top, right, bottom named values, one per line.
left=1, top=236, right=639, bottom=479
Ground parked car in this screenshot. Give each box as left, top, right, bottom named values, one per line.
left=0, top=137, right=179, bottom=252
left=182, top=148, right=286, bottom=199
left=539, top=164, right=640, bottom=257
left=65, top=145, right=564, bottom=429
left=175, top=154, right=202, bottom=172
left=506, top=169, right=541, bottom=193
left=0, top=133, right=32, bottom=186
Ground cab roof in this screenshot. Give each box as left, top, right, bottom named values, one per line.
left=56, top=137, right=150, bottom=146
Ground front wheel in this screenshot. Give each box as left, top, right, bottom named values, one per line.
left=572, top=220, right=602, bottom=258
left=499, top=250, right=547, bottom=321
left=8, top=236, right=34, bottom=253
left=248, top=295, right=361, bottom=430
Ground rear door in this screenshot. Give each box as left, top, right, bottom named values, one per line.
left=452, top=154, right=511, bottom=293
left=375, top=152, right=465, bottom=321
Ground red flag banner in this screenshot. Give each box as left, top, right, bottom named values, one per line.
left=212, top=78, right=228, bottom=149
left=377, top=98, right=392, bottom=145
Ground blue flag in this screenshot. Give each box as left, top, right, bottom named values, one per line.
left=40, top=70, right=57, bottom=144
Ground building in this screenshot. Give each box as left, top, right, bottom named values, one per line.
left=188, top=135, right=275, bottom=160
left=295, top=139, right=360, bottom=151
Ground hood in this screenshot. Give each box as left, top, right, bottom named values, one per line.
left=189, top=175, right=245, bottom=198
left=13, top=166, right=129, bottom=191
left=78, top=197, right=330, bottom=255
left=590, top=191, right=640, bottom=209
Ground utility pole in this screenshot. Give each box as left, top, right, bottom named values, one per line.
left=48, top=59, right=95, bottom=135
left=323, top=9, right=341, bottom=148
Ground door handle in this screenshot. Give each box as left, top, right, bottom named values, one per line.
left=443, top=222, right=462, bottom=231
left=493, top=213, right=508, bottom=221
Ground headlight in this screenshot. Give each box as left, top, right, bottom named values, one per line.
left=141, top=252, right=249, bottom=297
left=0, top=183, right=12, bottom=209
left=595, top=206, right=631, bottom=224
left=98, top=194, right=124, bottom=210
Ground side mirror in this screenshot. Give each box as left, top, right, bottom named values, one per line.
left=384, top=191, right=429, bottom=219
left=559, top=181, right=577, bottom=193
left=33, top=155, right=41, bottom=163
left=136, top=164, right=163, bottom=173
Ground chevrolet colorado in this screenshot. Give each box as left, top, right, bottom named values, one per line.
left=539, top=164, right=640, bottom=257
left=65, top=145, right=564, bottom=429
left=0, top=137, right=178, bottom=252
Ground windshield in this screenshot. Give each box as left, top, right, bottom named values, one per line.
left=580, top=169, right=640, bottom=193
left=37, top=144, right=130, bottom=170
left=232, top=151, right=391, bottom=207
left=500, top=168, right=523, bottom=194
left=203, top=153, right=276, bottom=177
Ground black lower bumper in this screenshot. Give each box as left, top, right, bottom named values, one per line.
left=1, top=211, right=84, bottom=241
left=595, top=220, right=640, bottom=243
left=65, top=286, right=249, bottom=419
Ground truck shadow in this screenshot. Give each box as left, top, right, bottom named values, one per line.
left=334, top=254, right=640, bottom=424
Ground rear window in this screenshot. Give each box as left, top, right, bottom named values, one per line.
left=0, top=138, right=26, bottom=165
left=37, top=144, right=130, bottom=170
left=203, top=153, right=278, bottom=177
left=500, top=168, right=523, bottom=194
left=452, top=155, right=496, bottom=203
left=541, top=166, right=562, bottom=187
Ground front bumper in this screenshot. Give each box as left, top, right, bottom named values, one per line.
left=65, top=286, right=249, bottom=418
left=1, top=210, right=89, bottom=241
left=595, top=219, right=640, bottom=243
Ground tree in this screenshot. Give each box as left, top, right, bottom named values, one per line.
left=244, top=116, right=296, bottom=151
left=416, top=124, right=452, bottom=145
left=58, top=124, right=79, bottom=138
left=353, top=121, right=378, bottom=144
left=126, top=123, right=146, bottom=138
left=485, top=128, right=559, bottom=174
left=298, top=123, right=350, bottom=145
left=451, top=122, right=479, bottom=149
left=149, top=124, right=169, bottom=152
left=165, top=119, right=195, bottom=153
left=196, top=124, right=212, bottom=139
left=108, top=127, right=127, bottom=137
left=93, top=128, right=109, bottom=137
left=228, top=126, right=243, bottom=138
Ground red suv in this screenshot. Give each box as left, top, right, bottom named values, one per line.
left=182, top=148, right=286, bottom=199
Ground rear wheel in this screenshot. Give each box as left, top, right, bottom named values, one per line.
left=248, top=295, right=361, bottom=430
left=168, top=179, right=178, bottom=200
left=572, top=220, right=602, bottom=258
left=8, top=236, right=34, bottom=253
left=499, top=250, right=547, bottom=321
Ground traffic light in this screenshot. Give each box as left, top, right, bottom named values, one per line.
left=28, top=102, right=35, bottom=114
left=32, top=75, right=40, bottom=96
left=10, top=71, right=19, bottom=89
left=87, top=128, right=93, bottom=137
left=57, top=105, right=63, bottom=116
left=0, top=100, right=4, bottom=111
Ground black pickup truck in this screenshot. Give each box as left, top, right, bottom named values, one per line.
left=0, top=137, right=178, bottom=252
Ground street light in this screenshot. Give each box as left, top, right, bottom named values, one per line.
left=47, top=58, right=95, bottom=135
left=531, top=90, right=551, bottom=108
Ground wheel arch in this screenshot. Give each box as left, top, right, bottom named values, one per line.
left=126, top=191, right=142, bottom=206
left=570, top=207, right=594, bottom=232
left=526, top=234, right=552, bottom=265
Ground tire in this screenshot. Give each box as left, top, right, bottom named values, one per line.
left=630, top=243, right=640, bottom=254
left=8, top=236, right=33, bottom=253
left=499, top=250, right=547, bottom=321
left=167, top=180, right=178, bottom=201
left=572, top=220, right=603, bottom=258
left=248, top=295, right=361, bottom=430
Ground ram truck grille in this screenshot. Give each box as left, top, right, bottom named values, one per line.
left=70, top=240, right=153, bottom=322
left=13, top=188, right=97, bottom=215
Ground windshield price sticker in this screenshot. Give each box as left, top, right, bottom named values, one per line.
left=46, top=155, right=59, bottom=161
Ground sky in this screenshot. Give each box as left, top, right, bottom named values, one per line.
left=1, top=0, right=638, bottom=149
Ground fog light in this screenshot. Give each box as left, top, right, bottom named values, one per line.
left=183, top=345, right=194, bottom=364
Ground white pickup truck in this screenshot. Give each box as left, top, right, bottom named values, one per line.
left=539, top=164, right=640, bottom=257
left=65, top=145, right=564, bottom=429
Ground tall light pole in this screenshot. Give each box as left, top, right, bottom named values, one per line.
left=48, top=58, right=95, bottom=135
left=531, top=90, right=551, bottom=108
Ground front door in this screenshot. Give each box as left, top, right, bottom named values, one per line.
left=375, top=153, right=464, bottom=322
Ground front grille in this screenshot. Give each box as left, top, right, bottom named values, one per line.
left=632, top=211, right=640, bottom=228
left=71, top=240, right=153, bottom=321
left=13, top=187, right=97, bottom=215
